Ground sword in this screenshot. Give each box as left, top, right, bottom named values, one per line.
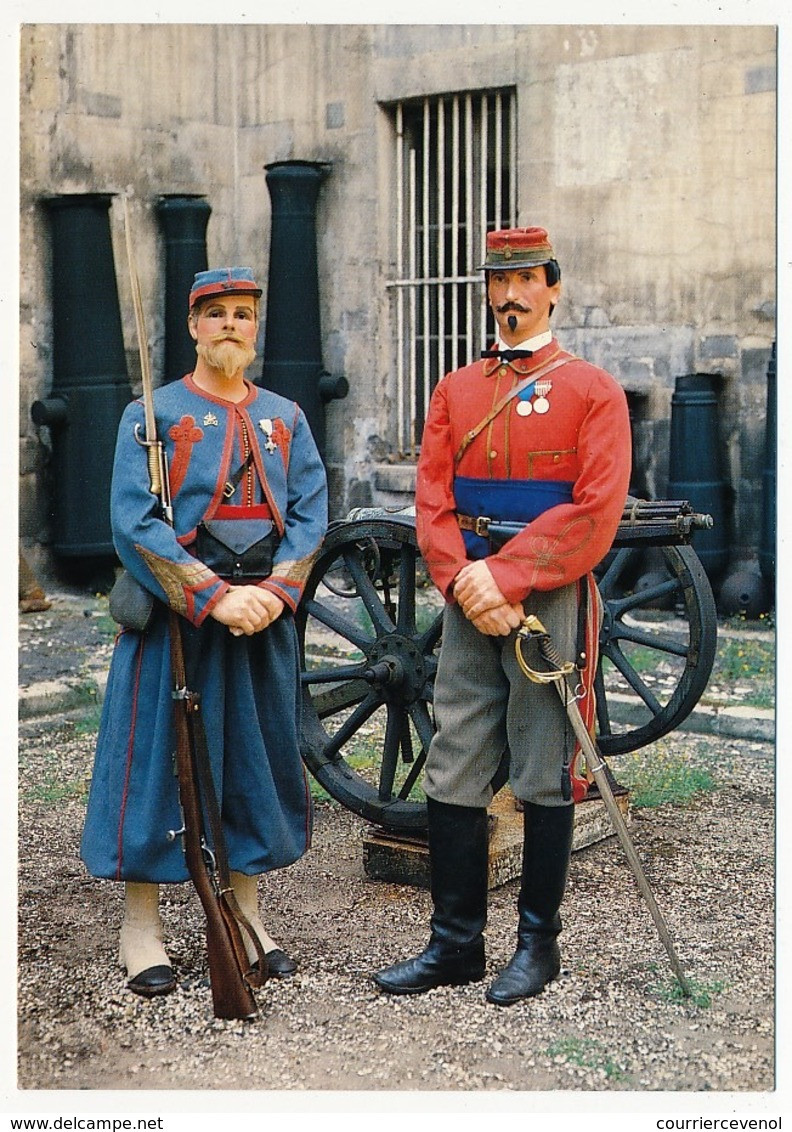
left=515, top=614, right=693, bottom=997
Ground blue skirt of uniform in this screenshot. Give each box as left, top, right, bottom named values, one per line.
left=80, top=605, right=312, bottom=883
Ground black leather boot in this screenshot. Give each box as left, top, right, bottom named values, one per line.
left=486, top=801, right=574, bottom=1006
left=373, top=797, right=488, bottom=994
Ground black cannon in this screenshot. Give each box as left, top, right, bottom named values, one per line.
left=261, top=161, right=348, bottom=460
left=296, top=500, right=717, bottom=832
left=156, top=195, right=211, bottom=384
left=31, top=194, right=134, bottom=569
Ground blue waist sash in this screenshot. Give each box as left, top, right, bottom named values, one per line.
left=454, top=475, right=574, bottom=558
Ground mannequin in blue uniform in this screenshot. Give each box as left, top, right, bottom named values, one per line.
left=81, top=269, right=328, bottom=996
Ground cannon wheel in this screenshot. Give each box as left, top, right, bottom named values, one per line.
left=296, top=517, right=717, bottom=831
left=593, top=542, right=717, bottom=755
left=296, top=518, right=436, bottom=830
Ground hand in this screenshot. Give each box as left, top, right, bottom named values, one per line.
left=453, top=560, right=508, bottom=620
left=471, top=601, right=525, bottom=637
left=210, top=586, right=285, bottom=636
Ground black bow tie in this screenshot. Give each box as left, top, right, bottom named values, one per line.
left=481, top=349, right=535, bottom=361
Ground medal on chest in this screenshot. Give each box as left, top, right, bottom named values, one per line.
left=515, top=379, right=553, bottom=417
left=258, top=417, right=277, bottom=453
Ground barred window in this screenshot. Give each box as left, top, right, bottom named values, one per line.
left=387, top=88, right=517, bottom=455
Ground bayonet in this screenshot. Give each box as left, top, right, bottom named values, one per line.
left=123, top=196, right=173, bottom=523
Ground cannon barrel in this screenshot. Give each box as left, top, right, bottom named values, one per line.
left=31, top=193, right=133, bottom=562
left=261, top=161, right=348, bottom=459
left=666, top=373, right=730, bottom=582
left=759, top=342, right=776, bottom=589
left=156, top=195, right=211, bottom=383
left=345, top=498, right=714, bottom=549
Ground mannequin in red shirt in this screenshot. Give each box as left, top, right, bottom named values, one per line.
left=373, top=227, right=631, bottom=1006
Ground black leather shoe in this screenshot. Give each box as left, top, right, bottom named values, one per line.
left=265, top=948, right=298, bottom=977
left=373, top=939, right=485, bottom=996
left=250, top=948, right=298, bottom=980
left=485, top=937, right=560, bottom=1006
left=126, top=964, right=177, bottom=998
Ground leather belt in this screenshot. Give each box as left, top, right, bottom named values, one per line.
left=457, top=513, right=493, bottom=537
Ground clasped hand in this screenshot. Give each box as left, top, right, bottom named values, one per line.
left=452, top=560, right=524, bottom=637
left=210, top=585, right=285, bottom=636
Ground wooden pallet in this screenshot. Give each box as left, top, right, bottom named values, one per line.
left=362, top=786, right=630, bottom=890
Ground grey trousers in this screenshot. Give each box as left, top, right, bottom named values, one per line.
left=423, top=585, right=586, bottom=809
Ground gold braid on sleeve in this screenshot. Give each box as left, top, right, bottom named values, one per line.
left=135, top=544, right=217, bottom=617
left=269, top=550, right=321, bottom=586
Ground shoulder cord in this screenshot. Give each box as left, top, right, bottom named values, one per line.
left=453, top=354, right=572, bottom=467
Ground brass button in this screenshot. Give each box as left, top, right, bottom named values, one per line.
left=489, top=450, right=498, bottom=459
left=553, top=454, right=561, bottom=463
left=499, top=366, right=508, bottom=376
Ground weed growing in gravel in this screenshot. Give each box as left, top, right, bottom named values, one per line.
left=544, top=1036, right=627, bottom=1080
left=92, top=594, right=123, bottom=639
left=648, top=971, right=727, bottom=1008
left=20, top=747, right=90, bottom=806
left=74, top=702, right=104, bottom=735
left=28, top=777, right=88, bottom=805
left=710, top=633, right=774, bottom=709
left=615, top=742, right=717, bottom=808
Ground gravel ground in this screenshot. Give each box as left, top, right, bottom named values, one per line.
left=11, top=589, right=778, bottom=1115
left=16, top=719, right=774, bottom=1097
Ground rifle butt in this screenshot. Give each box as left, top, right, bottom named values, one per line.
left=205, top=916, right=260, bottom=1021
left=168, top=611, right=264, bottom=1019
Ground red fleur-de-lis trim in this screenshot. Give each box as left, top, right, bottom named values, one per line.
left=168, top=415, right=204, bottom=497
left=269, top=418, right=292, bottom=469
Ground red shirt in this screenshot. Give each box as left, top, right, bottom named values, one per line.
left=415, top=339, right=632, bottom=603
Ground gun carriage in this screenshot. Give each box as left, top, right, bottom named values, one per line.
left=296, top=499, right=717, bottom=832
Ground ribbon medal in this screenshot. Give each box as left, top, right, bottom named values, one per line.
left=258, top=418, right=277, bottom=453
left=516, top=381, right=536, bottom=416
left=515, top=379, right=552, bottom=416
left=534, top=380, right=552, bottom=414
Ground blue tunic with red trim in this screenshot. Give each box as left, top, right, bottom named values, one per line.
left=80, top=375, right=328, bottom=882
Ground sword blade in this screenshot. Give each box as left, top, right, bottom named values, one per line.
left=553, top=678, right=693, bottom=996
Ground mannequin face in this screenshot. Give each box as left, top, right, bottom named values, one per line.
left=189, top=294, right=258, bottom=347
left=487, top=266, right=561, bottom=346
left=188, top=295, right=258, bottom=379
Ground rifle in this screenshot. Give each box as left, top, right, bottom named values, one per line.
left=123, top=199, right=268, bottom=1019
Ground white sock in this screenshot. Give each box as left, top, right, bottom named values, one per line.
left=229, top=871, right=279, bottom=962
left=119, top=882, right=171, bottom=979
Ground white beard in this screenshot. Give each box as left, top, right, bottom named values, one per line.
left=197, top=338, right=256, bottom=379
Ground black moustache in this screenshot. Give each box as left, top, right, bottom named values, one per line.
left=496, top=304, right=529, bottom=314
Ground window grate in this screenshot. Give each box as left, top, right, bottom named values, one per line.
left=387, top=88, right=517, bottom=455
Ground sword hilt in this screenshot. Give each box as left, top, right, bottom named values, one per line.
left=516, top=615, right=577, bottom=684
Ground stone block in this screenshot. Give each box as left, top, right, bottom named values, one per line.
left=373, top=463, right=417, bottom=495
left=701, top=335, right=738, bottom=360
